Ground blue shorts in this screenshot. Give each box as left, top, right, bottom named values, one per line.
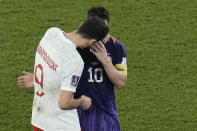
left=77, top=104, right=121, bottom=131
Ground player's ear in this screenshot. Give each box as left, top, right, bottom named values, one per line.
left=108, top=22, right=110, bottom=28
left=79, top=22, right=83, bottom=27
left=89, top=39, right=97, bottom=46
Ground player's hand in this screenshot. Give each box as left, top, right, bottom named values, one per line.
left=17, top=71, right=34, bottom=88
left=80, top=95, right=92, bottom=110
left=90, top=41, right=110, bottom=65
left=103, top=34, right=116, bottom=44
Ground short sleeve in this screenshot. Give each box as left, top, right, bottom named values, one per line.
left=60, top=56, right=84, bottom=92
left=113, top=41, right=127, bottom=75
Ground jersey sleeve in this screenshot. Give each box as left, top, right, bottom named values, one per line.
left=60, top=57, right=84, bottom=92
left=114, top=41, right=127, bottom=75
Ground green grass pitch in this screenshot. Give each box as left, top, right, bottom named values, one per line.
left=0, top=0, right=197, bottom=130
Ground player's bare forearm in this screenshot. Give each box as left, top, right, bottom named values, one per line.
left=102, top=58, right=127, bottom=89
left=90, top=42, right=127, bottom=89
left=58, top=91, right=82, bottom=110
left=58, top=91, right=91, bottom=110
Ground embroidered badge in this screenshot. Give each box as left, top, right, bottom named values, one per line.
left=71, top=75, right=80, bottom=87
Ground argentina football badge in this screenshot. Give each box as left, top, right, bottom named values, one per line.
left=70, top=75, right=80, bottom=87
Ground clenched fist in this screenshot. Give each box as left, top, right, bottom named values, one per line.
left=80, top=95, right=92, bottom=110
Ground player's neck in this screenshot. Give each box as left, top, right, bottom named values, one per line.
left=63, top=31, right=88, bottom=48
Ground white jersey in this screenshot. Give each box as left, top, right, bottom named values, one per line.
left=31, top=27, right=84, bottom=131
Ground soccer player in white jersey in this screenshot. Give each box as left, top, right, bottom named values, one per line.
left=19, top=16, right=108, bottom=131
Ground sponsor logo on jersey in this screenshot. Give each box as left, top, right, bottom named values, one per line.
left=71, top=75, right=80, bottom=87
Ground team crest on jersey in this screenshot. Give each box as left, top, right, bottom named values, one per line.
left=71, top=75, right=80, bottom=87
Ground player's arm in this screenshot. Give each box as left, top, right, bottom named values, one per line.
left=58, top=59, right=91, bottom=110
left=90, top=42, right=127, bottom=89
left=17, top=71, right=34, bottom=88
left=17, top=71, right=91, bottom=110
left=58, top=91, right=91, bottom=110
left=103, top=61, right=126, bottom=89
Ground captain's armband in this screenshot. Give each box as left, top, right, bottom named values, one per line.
left=115, top=64, right=127, bottom=75
left=115, top=57, right=127, bottom=75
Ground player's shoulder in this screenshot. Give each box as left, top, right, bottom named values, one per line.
left=107, top=39, right=127, bottom=55
left=43, top=27, right=66, bottom=45
left=75, top=53, right=84, bottom=65
left=62, top=53, right=84, bottom=72
left=45, top=27, right=62, bottom=35
left=59, top=52, right=84, bottom=72
left=66, top=51, right=84, bottom=65
left=115, top=40, right=126, bottom=51
left=47, top=27, right=61, bottom=32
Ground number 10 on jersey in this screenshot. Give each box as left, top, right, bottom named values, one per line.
left=88, top=67, right=103, bottom=83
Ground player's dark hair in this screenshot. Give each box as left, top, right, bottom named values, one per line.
left=77, top=16, right=109, bottom=41
left=88, top=6, right=110, bottom=24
